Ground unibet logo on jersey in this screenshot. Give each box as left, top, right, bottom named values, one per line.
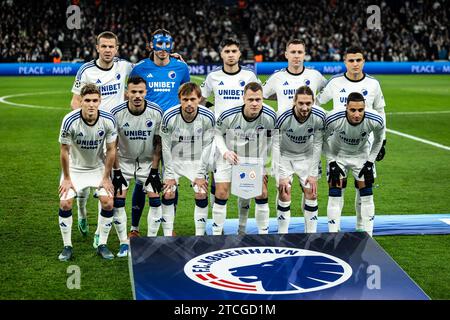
left=184, top=246, right=352, bottom=294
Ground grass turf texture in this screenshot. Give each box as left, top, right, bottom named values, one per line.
left=0, top=75, right=449, bottom=299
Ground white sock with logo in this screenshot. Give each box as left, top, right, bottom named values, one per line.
left=277, top=200, right=291, bottom=234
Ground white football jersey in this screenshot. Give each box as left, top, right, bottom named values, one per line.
left=263, top=67, right=327, bottom=114
left=324, top=107, right=384, bottom=163
left=317, top=73, right=385, bottom=113
left=59, top=109, right=117, bottom=171
left=275, top=106, right=326, bottom=176
left=110, top=100, right=163, bottom=163
left=201, top=66, right=259, bottom=118
left=72, top=57, right=133, bottom=112
left=160, top=105, right=215, bottom=179
left=215, top=104, right=277, bottom=158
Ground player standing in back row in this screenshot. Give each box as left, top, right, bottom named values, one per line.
left=128, top=29, right=190, bottom=237
left=200, top=38, right=260, bottom=235
left=263, top=39, right=327, bottom=115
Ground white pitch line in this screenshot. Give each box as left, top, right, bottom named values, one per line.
left=387, top=110, right=450, bottom=115
left=386, top=128, right=450, bottom=151
left=0, top=91, right=67, bottom=110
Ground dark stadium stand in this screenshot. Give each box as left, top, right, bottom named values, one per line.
left=0, top=0, right=448, bottom=62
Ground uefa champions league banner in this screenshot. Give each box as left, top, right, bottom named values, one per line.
left=129, top=232, right=429, bottom=300
left=1, top=61, right=450, bottom=76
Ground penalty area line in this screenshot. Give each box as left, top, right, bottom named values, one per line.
left=386, top=128, right=450, bottom=151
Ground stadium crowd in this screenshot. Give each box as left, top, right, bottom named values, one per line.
left=0, top=0, right=448, bottom=63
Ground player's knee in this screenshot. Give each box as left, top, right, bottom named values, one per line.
left=195, top=192, right=207, bottom=200
left=279, top=191, right=291, bottom=202
left=59, top=200, right=72, bottom=211
left=195, top=198, right=208, bottom=208
left=100, top=198, right=114, bottom=211
left=114, top=197, right=126, bottom=208
left=359, top=186, right=373, bottom=197
left=214, top=186, right=229, bottom=200
left=162, top=192, right=175, bottom=201
left=304, top=188, right=317, bottom=200
left=329, top=187, right=342, bottom=197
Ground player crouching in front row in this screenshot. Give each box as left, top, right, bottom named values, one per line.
left=212, top=82, right=277, bottom=235
left=325, top=92, right=384, bottom=236
left=159, top=82, right=215, bottom=236
left=58, top=84, right=117, bottom=261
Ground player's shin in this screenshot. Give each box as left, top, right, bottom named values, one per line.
left=194, top=198, right=208, bottom=236
left=304, top=199, right=319, bottom=233
left=147, top=197, right=162, bottom=236
left=277, top=200, right=291, bottom=234
left=59, top=208, right=73, bottom=247
left=359, top=187, right=375, bottom=236
left=131, top=182, right=146, bottom=230
left=161, top=197, right=175, bottom=236
left=113, top=198, right=128, bottom=244
left=238, top=197, right=250, bottom=234
left=212, top=198, right=227, bottom=235
left=98, top=209, right=114, bottom=245
left=255, top=198, right=270, bottom=234
left=327, top=188, right=342, bottom=232
left=76, top=188, right=89, bottom=220
left=355, top=190, right=363, bottom=230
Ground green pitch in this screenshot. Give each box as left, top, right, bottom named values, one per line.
left=0, top=74, right=449, bottom=299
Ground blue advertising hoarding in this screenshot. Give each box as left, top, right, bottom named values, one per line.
left=130, top=232, right=429, bottom=300
left=1, top=61, right=449, bottom=76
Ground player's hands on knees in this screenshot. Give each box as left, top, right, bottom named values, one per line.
left=358, top=161, right=374, bottom=187
left=194, top=178, right=208, bottom=194
left=59, top=178, right=76, bottom=198
left=328, top=161, right=344, bottom=187
left=145, top=168, right=162, bottom=193
left=376, top=139, right=386, bottom=161
left=278, top=178, right=291, bottom=195
left=112, top=169, right=128, bottom=196
left=305, top=176, right=318, bottom=198
left=163, top=178, right=177, bottom=197
left=100, top=177, right=114, bottom=197
left=223, top=151, right=239, bottom=164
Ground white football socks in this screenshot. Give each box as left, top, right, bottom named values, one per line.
left=304, top=198, right=318, bottom=233
left=276, top=200, right=291, bottom=234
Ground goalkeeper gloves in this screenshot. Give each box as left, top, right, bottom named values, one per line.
left=358, top=161, right=374, bottom=187
left=328, top=161, right=345, bottom=187
left=376, top=139, right=386, bottom=162
left=205, top=101, right=214, bottom=109
left=112, top=169, right=128, bottom=196
left=145, top=168, right=162, bottom=193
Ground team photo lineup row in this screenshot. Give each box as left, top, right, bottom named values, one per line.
left=56, top=29, right=386, bottom=261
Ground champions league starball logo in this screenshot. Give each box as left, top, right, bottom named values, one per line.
left=184, top=247, right=352, bottom=294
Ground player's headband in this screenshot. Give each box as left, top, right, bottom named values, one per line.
left=152, top=33, right=173, bottom=53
